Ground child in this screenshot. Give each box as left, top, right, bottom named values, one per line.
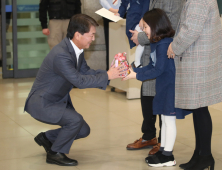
left=123, top=8, right=190, bottom=167
left=116, top=0, right=150, bottom=67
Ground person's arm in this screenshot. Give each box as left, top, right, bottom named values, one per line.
left=109, top=8, right=119, bottom=13
left=39, top=0, right=49, bottom=29
left=79, top=55, right=107, bottom=75
left=118, top=0, right=129, bottom=18
left=137, top=32, right=150, bottom=46
left=99, top=0, right=112, bottom=10
left=80, top=56, right=128, bottom=80
left=141, top=0, right=150, bottom=18
left=136, top=44, right=169, bottom=81
left=172, top=0, right=209, bottom=56
left=132, top=58, right=153, bottom=73
left=74, top=0, right=82, bottom=14
left=100, top=0, right=119, bottom=13
left=53, top=53, right=109, bottom=90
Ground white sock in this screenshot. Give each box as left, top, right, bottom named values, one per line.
left=134, top=25, right=144, bottom=67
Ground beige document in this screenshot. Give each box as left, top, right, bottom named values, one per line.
left=95, top=8, right=123, bottom=22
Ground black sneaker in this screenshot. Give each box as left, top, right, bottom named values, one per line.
left=145, top=151, right=162, bottom=163
left=148, top=153, right=176, bottom=167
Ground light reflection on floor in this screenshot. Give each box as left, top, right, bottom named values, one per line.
left=0, top=73, right=222, bottom=170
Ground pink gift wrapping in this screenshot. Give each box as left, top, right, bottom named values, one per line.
left=111, top=52, right=130, bottom=77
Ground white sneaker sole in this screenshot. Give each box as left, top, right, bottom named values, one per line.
left=149, top=160, right=176, bottom=167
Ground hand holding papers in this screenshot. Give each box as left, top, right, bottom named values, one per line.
left=95, top=8, right=123, bottom=22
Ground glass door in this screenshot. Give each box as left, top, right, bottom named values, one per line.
left=1, top=0, right=50, bottom=78
left=1, top=0, right=13, bottom=78
left=218, top=0, right=222, bottom=15
left=15, top=0, right=49, bottom=78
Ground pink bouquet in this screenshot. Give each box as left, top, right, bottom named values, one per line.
left=111, top=52, right=130, bottom=77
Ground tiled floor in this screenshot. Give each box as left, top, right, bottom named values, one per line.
left=0, top=70, right=222, bottom=170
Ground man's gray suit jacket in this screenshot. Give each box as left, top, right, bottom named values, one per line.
left=24, top=37, right=108, bottom=123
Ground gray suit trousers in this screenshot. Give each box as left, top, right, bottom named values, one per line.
left=42, top=105, right=90, bottom=154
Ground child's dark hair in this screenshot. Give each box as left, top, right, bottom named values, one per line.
left=143, top=8, right=175, bottom=43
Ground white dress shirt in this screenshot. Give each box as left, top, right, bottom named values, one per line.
left=69, top=39, right=84, bottom=66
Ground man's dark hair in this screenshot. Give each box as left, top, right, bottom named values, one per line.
left=143, top=8, right=175, bottom=43
left=67, top=14, right=99, bottom=39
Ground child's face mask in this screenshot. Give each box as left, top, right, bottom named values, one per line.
left=143, top=22, right=151, bottom=40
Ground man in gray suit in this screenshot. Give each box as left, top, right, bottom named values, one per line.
left=126, top=0, right=185, bottom=155
left=24, top=14, right=125, bottom=166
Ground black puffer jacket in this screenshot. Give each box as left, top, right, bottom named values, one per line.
left=39, top=0, right=81, bottom=29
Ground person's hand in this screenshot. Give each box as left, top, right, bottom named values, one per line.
left=109, top=8, right=119, bottom=14
left=139, top=19, right=143, bottom=30
left=167, top=43, right=176, bottom=59
left=107, top=64, right=128, bottom=80
left=122, top=68, right=137, bottom=81
left=129, top=30, right=139, bottom=46
left=114, top=13, right=120, bottom=16
left=42, top=28, right=50, bottom=35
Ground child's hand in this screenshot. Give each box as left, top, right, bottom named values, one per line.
left=114, top=13, right=120, bottom=16
left=122, top=68, right=137, bottom=81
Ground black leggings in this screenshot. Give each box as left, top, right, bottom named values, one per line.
left=191, top=107, right=212, bottom=156
left=102, top=17, right=112, bottom=71
left=141, top=94, right=162, bottom=143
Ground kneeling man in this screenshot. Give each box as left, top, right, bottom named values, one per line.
left=24, top=14, right=125, bottom=166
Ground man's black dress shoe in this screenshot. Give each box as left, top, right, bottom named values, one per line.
left=46, top=152, right=78, bottom=166
left=34, top=132, right=52, bottom=153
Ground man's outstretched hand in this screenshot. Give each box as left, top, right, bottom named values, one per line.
left=107, top=64, right=128, bottom=80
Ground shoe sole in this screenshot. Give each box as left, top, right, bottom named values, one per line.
left=34, top=137, right=49, bottom=153
left=149, top=160, right=176, bottom=167
left=126, top=145, right=154, bottom=150
left=46, top=159, right=78, bottom=166
left=148, top=154, right=156, bottom=157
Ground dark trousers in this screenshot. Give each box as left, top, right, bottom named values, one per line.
left=103, top=17, right=112, bottom=71
left=191, top=107, right=212, bottom=156
left=44, top=107, right=90, bottom=154
left=141, top=92, right=162, bottom=143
